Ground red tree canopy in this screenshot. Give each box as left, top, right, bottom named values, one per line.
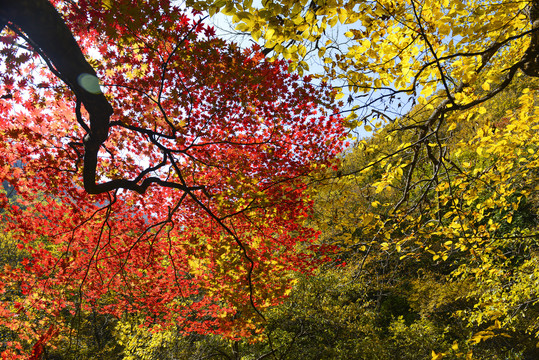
left=0, top=0, right=345, bottom=357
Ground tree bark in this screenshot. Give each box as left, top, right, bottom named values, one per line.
left=0, top=0, right=113, bottom=194
left=522, top=0, right=539, bottom=76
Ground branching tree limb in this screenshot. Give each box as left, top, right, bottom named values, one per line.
left=0, top=0, right=116, bottom=194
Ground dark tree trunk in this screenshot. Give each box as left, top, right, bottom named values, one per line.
left=0, top=0, right=114, bottom=194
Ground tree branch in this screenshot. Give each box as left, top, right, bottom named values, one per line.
left=0, top=0, right=114, bottom=193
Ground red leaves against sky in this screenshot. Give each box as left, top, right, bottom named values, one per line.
left=0, top=0, right=345, bottom=356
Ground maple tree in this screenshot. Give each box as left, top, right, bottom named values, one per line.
left=0, top=0, right=346, bottom=358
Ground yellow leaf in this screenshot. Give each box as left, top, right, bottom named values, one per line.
left=265, top=28, right=275, bottom=40
left=222, top=3, right=235, bottom=15
left=338, top=8, right=347, bottom=24
left=431, top=350, right=444, bottom=360
left=363, top=213, right=374, bottom=225
left=236, top=23, right=250, bottom=32
left=252, top=29, right=261, bottom=42
left=102, top=0, right=113, bottom=9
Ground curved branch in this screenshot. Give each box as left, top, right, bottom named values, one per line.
left=0, top=0, right=116, bottom=194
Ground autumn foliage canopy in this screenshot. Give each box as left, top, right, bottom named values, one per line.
left=0, top=0, right=345, bottom=357
left=2, top=0, right=539, bottom=357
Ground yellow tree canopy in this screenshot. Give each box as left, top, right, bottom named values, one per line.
left=189, top=0, right=538, bottom=127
